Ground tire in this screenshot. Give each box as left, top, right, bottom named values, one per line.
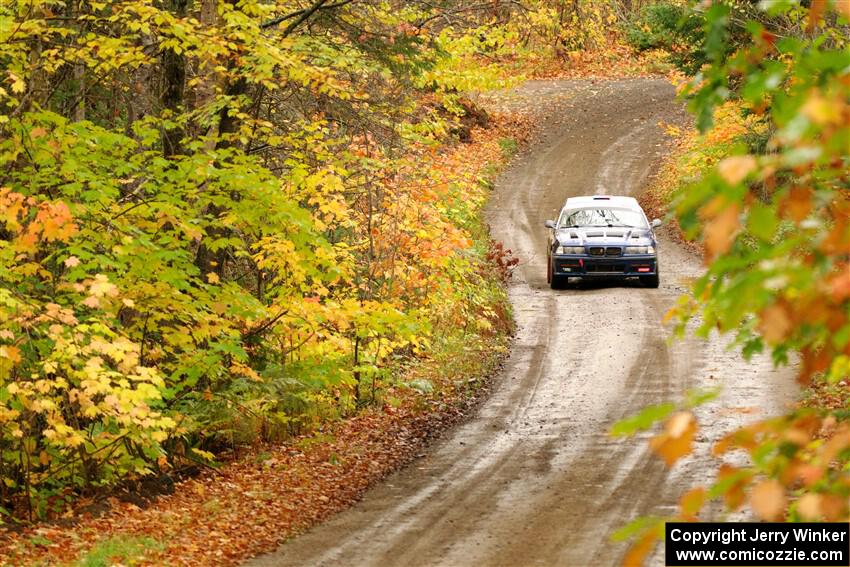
left=549, top=258, right=567, bottom=289
left=640, top=272, right=659, bottom=288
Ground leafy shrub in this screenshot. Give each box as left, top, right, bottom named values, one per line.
left=624, top=2, right=686, bottom=52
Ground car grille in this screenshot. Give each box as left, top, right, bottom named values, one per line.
left=585, top=264, right=625, bottom=273
left=588, top=246, right=622, bottom=257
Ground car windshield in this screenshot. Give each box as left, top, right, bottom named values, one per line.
left=558, top=207, right=647, bottom=229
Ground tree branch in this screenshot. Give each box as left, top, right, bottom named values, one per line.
left=260, top=0, right=357, bottom=32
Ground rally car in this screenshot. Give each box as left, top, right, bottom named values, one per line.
left=544, top=195, right=662, bottom=289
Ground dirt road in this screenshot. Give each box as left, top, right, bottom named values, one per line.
left=248, top=78, right=796, bottom=567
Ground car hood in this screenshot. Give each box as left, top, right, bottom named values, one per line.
left=555, top=227, right=654, bottom=247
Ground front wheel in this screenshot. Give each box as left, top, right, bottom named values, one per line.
left=640, top=271, right=659, bottom=288
left=549, top=258, right=567, bottom=289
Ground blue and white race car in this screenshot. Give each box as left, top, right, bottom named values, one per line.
left=544, top=195, right=662, bottom=289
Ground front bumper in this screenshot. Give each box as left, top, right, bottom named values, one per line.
left=552, top=254, right=657, bottom=277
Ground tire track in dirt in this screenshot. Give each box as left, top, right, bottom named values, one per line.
left=247, top=78, right=796, bottom=567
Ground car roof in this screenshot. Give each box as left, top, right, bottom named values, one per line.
left=562, top=195, right=641, bottom=210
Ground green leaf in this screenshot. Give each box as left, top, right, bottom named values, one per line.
left=610, top=402, right=676, bottom=437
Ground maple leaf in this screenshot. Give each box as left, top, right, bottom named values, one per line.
left=797, top=493, right=822, bottom=520
left=801, top=91, right=841, bottom=125
left=701, top=202, right=741, bottom=261
left=89, top=274, right=118, bottom=297
left=622, top=532, right=656, bottom=567
left=679, top=487, right=706, bottom=520
left=0, top=346, right=21, bottom=365
left=758, top=302, right=793, bottom=345
left=750, top=479, right=786, bottom=521
left=828, top=268, right=850, bottom=302
left=649, top=411, right=696, bottom=467
left=717, top=155, right=756, bottom=185
left=779, top=187, right=813, bottom=223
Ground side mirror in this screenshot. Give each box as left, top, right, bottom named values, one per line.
left=651, top=219, right=662, bottom=229
left=544, top=220, right=556, bottom=229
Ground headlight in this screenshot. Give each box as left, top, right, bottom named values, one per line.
left=624, top=245, right=655, bottom=255
left=555, top=246, right=584, bottom=254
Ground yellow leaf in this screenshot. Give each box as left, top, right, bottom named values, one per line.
left=0, top=345, right=21, bottom=365
left=89, top=274, right=117, bottom=297
left=206, top=272, right=220, bottom=284
left=801, top=92, right=841, bottom=125
left=9, top=73, right=25, bottom=94
left=750, top=479, right=786, bottom=521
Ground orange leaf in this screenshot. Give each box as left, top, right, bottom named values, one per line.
left=807, top=0, right=826, bottom=31
left=679, top=487, right=706, bottom=520
left=779, top=187, right=813, bottom=223
left=797, top=493, right=822, bottom=520
left=717, top=155, right=756, bottom=185
left=649, top=411, right=696, bottom=467
left=828, top=266, right=850, bottom=301
left=820, top=494, right=848, bottom=521
left=820, top=426, right=850, bottom=463
left=718, top=464, right=751, bottom=510
left=799, top=347, right=831, bottom=384
left=622, top=531, right=657, bottom=567
left=750, top=479, right=786, bottom=521
left=702, top=203, right=741, bottom=261
left=758, top=302, right=793, bottom=345
left=795, top=463, right=824, bottom=487
left=0, top=345, right=21, bottom=365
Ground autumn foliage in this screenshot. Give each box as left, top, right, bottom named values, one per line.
left=617, top=0, right=850, bottom=563
left=0, top=0, right=543, bottom=522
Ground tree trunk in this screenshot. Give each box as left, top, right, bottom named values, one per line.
left=160, top=0, right=189, bottom=156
